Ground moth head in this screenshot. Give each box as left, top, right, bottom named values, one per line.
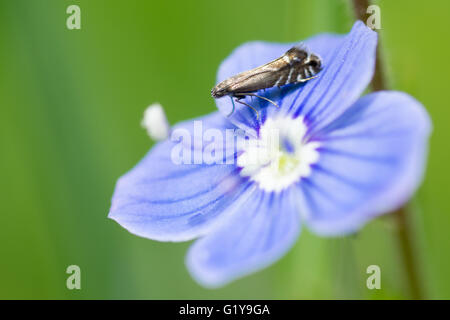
left=304, top=53, right=322, bottom=75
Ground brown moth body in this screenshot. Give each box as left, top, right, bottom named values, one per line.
left=211, top=45, right=322, bottom=119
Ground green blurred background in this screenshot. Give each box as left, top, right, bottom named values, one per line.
left=0, top=0, right=449, bottom=299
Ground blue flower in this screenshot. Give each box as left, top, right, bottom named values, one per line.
left=109, top=21, right=431, bottom=287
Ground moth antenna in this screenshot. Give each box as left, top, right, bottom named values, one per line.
left=235, top=98, right=260, bottom=120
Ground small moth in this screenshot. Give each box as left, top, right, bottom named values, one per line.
left=211, top=45, right=322, bottom=119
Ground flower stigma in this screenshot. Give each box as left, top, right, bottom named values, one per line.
left=237, top=116, right=320, bottom=192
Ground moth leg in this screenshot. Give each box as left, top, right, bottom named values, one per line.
left=298, top=75, right=319, bottom=82
left=243, top=92, right=280, bottom=109
left=234, top=97, right=260, bottom=120
left=226, top=96, right=236, bottom=117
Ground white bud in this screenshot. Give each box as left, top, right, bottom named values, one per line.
left=141, top=103, right=170, bottom=141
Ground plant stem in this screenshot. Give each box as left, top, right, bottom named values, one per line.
left=394, top=206, right=423, bottom=299
left=351, top=0, right=424, bottom=300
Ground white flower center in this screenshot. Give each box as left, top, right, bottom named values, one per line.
left=237, top=116, right=320, bottom=192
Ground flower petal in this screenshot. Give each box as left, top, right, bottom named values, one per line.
left=281, top=21, right=377, bottom=134
left=109, top=112, right=250, bottom=242
left=298, top=91, right=431, bottom=235
left=186, top=188, right=301, bottom=287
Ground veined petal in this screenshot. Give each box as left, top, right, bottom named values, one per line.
left=284, top=21, right=377, bottom=134
left=186, top=188, right=301, bottom=287
left=109, top=112, right=249, bottom=242
left=298, top=91, right=431, bottom=235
